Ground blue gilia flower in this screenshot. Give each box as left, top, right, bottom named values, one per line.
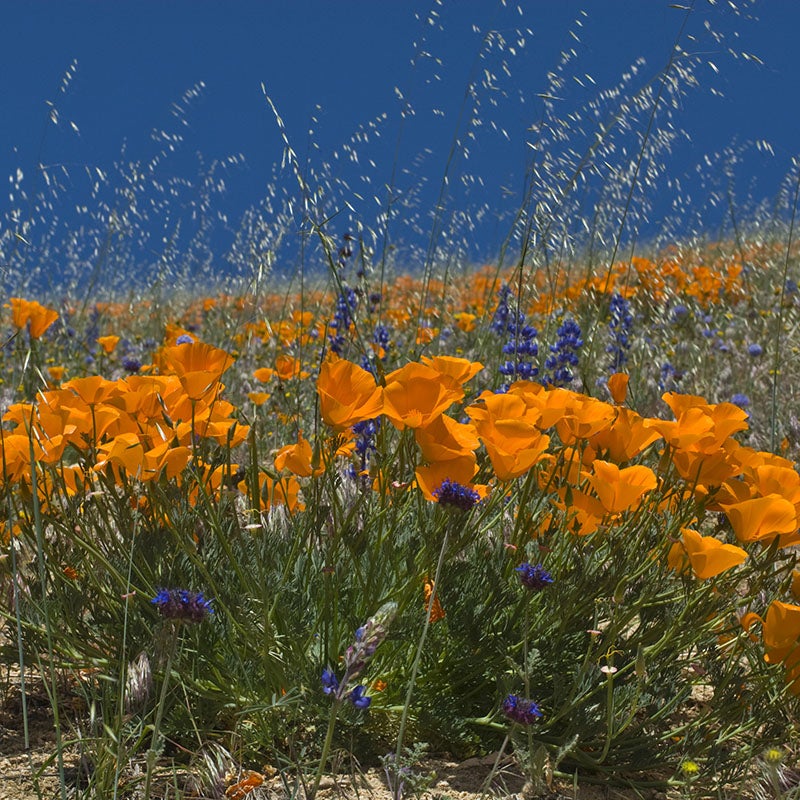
left=502, top=694, right=542, bottom=725
left=515, top=563, right=553, bottom=592
left=151, top=589, right=213, bottom=623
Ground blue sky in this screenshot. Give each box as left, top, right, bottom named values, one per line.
left=2, top=1, right=799, bottom=284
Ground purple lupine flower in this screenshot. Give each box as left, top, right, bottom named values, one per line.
left=348, top=685, right=371, bottom=709
left=325, top=603, right=397, bottom=704
left=543, top=317, right=582, bottom=387
left=321, top=669, right=339, bottom=696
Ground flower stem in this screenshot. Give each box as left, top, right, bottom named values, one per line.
left=394, top=524, right=450, bottom=786
left=309, top=698, right=341, bottom=800
left=143, top=623, right=179, bottom=800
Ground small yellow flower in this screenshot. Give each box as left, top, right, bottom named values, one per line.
left=764, top=747, right=785, bottom=765
left=680, top=760, right=700, bottom=778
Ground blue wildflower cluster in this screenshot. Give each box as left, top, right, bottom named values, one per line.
left=432, top=478, right=480, bottom=511
left=658, top=361, right=683, bottom=393
left=122, top=355, right=142, bottom=373
left=515, top=562, right=553, bottom=592
left=502, top=694, right=542, bottom=725
left=499, top=325, right=539, bottom=382
left=329, top=233, right=361, bottom=355
left=543, top=317, right=582, bottom=387
left=151, top=589, right=213, bottom=623
left=352, top=417, right=380, bottom=475
left=329, top=286, right=358, bottom=355
left=747, top=342, right=763, bottom=358
left=607, top=292, right=633, bottom=372
left=731, top=393, right=750, bottom=409
left=490, top=284, right=519, bottom=334
left=492, top=286, right=539, bottom=384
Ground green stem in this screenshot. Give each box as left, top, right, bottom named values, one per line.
left=394, top=523, right=451, bottom=778
left=143, top=623, right=179, bottom=800
left=308, top=698, right=342, bottom=800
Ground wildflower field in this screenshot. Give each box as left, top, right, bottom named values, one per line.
left=3, top=3, right=800, bottom=799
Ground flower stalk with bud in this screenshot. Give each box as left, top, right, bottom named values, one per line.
left=310, top=602, right=397, bottom=800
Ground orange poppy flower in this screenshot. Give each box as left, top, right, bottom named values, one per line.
left=274, top=434, right=320, bottom=477
left=63, top=375, right=118, bottom=406
left=383, top=362, right=464, bottom=430
left=317, top=355, right=384, bottom=431
left=721, top=495, right=798, bottom=545
left=667, top=528, right=747, bottom=580
left=414, top=414, right=479, bottom=462
left=467, top=392, right=549, bottom=481
left=589, top=407, right=661, bottom=464
left=97, top=335, right=120, bottom=354
left=248, top=392, right=271, bottom=406
left=420, top=355, right=484, bottom=386
left=607, top=373, right=629, bottom=405
left=161, top=341, right=234, bottom=400
left=585, top=460, right=657, bottom=514
left=9, top=298, right=59, bottom=339
left=94, top=433, right=146, bottom=480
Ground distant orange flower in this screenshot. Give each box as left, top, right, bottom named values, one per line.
left=454, top=312, right=477, bottom=332
left=275, top=354, right=309, bottom=381
left=317, top=355, right=383, bottom=431
left=225, top=771, right=264, bottom=800
left=97, top=335, right=120, bottom=354
left=9, top=298, right=59, bottom=339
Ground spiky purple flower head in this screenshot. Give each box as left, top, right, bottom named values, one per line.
left=433, top=478, right=480, bottom=511
left=151, top=589, right=213, bottom=623
left=515, top=562, right=553, bottom=592
left=502, top=694, right=542, bottom=725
